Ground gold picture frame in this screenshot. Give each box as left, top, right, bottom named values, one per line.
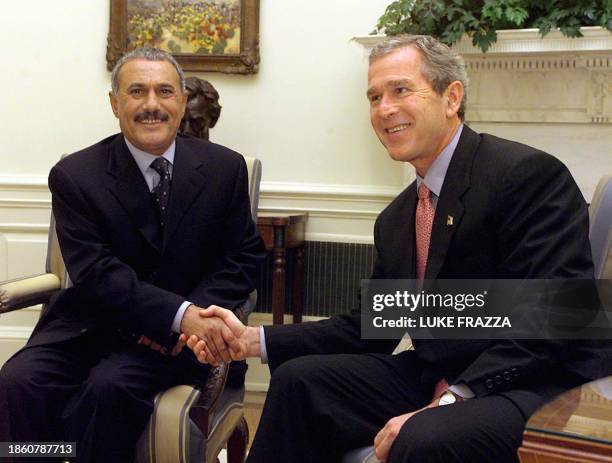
left=107, top=0, right=260, bottom=74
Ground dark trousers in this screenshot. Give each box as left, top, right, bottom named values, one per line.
left=0, top=334, right=204, bottom=463
left=247, top=352, right=526, bottom=463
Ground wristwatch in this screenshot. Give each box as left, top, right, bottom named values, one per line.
left=438, top=390, right=463, bottom=406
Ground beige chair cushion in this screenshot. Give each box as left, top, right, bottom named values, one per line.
left=137, top=384, right=245, bottom=463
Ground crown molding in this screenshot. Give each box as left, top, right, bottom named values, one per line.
left=352, top=27, right=612, bottom=55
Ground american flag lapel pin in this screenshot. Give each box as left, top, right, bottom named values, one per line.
left=447, top=215, right=454, bottom=226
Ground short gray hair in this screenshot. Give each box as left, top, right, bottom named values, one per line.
left=370, top=35, right=468, bottom=120
left=111, top=47, right=185, bottom=94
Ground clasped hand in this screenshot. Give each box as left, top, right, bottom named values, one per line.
left=179, top=305, right=253, bottom=366
left=138, top=305, right=255, bottom=366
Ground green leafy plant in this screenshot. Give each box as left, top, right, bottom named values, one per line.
left=374, top=0, right=612, bottom=52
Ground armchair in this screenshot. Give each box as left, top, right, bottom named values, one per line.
left=0, top=156, right=263, bottom=463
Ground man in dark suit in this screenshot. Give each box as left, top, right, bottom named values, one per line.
left=0, top=48, right=264, bottom=462
left=189, top=35, right=609, bottom=462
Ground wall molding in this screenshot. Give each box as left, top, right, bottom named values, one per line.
left=261, top=206, right=381, bottom=220
left=0, top=223, right=49, bottom=233
left=0, top=176, right=401, bottom=198
left=453, top=27, right=612, bottom=55
left=0, top=325, right=33, bottom=341
left=0, top=176, right=398, bottom=243
left=354, top=27, right=612, bottom=56
left=0, top=199, right=51, bottom=209
left=261, top=181, right=399, bottom=201
left=0, top=175, right=49, bottom=192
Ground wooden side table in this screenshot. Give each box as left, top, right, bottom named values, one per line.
left=519, top=377, right=612, bottom=462
left=256, top=213, right=307, bottom=324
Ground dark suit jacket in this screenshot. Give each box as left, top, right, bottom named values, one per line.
left=264, top=125, right=609, bottom=417
left=29, top=133, right=265, bottom=350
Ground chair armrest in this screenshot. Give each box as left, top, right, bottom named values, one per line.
left=188, top=290, right=258, bottom=436
left=236, top=289, right=258, bottom=324
left=189, top=362, right=230, bottom=436
left=0, top=273, right=61, bottom=314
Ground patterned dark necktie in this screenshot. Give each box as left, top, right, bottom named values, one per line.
left=150, top=157, right=172, bottom=228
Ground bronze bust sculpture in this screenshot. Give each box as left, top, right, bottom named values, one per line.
left=179, top=76, right=222, bottom=140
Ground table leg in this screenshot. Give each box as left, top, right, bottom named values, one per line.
left=292, top=246, right=304, bottom=323
left=272, top=227, right=286, bottom=325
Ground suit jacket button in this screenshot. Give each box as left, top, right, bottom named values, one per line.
left=495, top=375, right=503, bottom=385
left=80, top=328, right=88, bottom=334
left=511, top=367, right=519, bottom=377
left=503, top=371, right=512, bottom=381
left=485, top=379, right=494, bottom=389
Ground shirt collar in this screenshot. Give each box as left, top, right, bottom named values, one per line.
left=124, top=137, right=176, bottom=177
left=416, top=124, right=463, bottom=197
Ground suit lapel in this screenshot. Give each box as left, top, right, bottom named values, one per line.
left=163, top=136, right=208, bottom=247
left=426, top=126, right=480, bottom=279
left=106, top=135, right=162, bottom=251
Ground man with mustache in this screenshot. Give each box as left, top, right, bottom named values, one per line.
left=188, top=35, right=609, bottom=463
left=0, top=47, right=264, bottom=462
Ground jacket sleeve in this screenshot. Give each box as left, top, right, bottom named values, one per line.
left=454, top=152, right=596, bottom=396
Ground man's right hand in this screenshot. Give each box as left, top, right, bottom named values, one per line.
left=180, top=304, right=242, bottom=365
left=185, top=306, right=261, bottom=364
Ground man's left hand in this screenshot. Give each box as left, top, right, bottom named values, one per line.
left=138, top=334, right=186, bottom=357
left=373, top=402, right=435, bottom=462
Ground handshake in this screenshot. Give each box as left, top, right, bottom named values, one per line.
left=139, top=305, right=261, bottom=366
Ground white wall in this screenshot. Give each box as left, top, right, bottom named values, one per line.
left=209, top=1, right=401, bottom=187
left=0, top=0, right=400, bottom=187
left=2, top=2, right=115, bottom=175
left=0, top=0, right=402, bottom=248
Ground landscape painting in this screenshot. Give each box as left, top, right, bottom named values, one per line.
left=127, top=0, right=241, bottom=55
left=107, top=0, right=260, bottom=73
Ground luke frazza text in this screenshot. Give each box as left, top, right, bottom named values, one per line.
left=371, top=290, right=487, bottom=312
left=372, top=316, right=511, bottom=328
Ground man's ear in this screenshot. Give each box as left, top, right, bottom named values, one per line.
left=109, top=91, right=119, bottom=118
left=445, top=81, right=464, bottom=118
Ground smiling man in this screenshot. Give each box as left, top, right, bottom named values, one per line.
left=186, top=35, right=608, bottom=463
left=366, top=44, right=463, bottom=176
left=0, top=48, right=264, bottom=462
left=109, top=57, right=187, bottom=155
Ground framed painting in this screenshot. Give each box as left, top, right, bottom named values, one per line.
left=107, top=0, right=260, bottom=74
